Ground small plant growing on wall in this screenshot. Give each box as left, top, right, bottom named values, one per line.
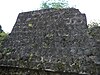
left=55, top=61, right=65, bottom=71
left=28, top=24, right=33, bottom=30
left=28, top=24, right=32, bottom=27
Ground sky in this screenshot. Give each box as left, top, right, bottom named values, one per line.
left=0, top=0, right=100, bottom=33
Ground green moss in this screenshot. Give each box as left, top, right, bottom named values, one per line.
left=28, top=23, right=32, bottom=27
left=32, top=43, right=38, bottom=48
left=42, top=42, right=49, bottom=48
left=6, top=52, right=11, bottom=56
left=55, top=62, right=65, bottom=71
left=29, top=53, right=33, bottom=61
left=3, top=48, right=13, bottom=55
left=46, top=33, right=53, bottom=38
left=0, top=32, right=8, bottom=48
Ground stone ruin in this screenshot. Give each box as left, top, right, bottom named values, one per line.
left=0, top=8, right=99, bottom=75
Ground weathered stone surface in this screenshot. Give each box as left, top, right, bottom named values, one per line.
left=0, top=66, right=87, bottom=75
left=0, top=8, right=97, bottom=74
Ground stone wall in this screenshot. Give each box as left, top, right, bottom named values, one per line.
left=0, top=66, right=87, bottom=75
left=0, top=8, right=97, bottom=75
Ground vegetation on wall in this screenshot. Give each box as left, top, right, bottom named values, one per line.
left=0, top=25, right=8, bottom=48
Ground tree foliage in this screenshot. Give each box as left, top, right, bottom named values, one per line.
left=88, top=21, right=100, bottom=41
left=88, top=21, right=99, bottom=28
left=0, top=25, right=8, bottom=48
left=41, top=0, right=69, bottom=9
